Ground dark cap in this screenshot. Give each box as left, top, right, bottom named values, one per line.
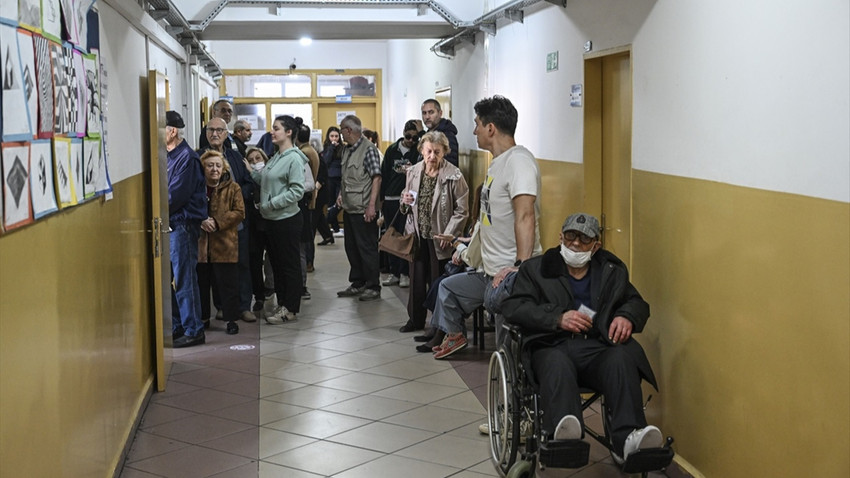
left=562, top=213, right=600, bottom=238
left=166, top=110, right=185, bottom=128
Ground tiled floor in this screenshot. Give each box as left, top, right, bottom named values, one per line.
left=119, top=240, right=675, bottom=478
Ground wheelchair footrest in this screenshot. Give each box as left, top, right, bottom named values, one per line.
left=538, top=439, right=590, bottom=468
left=622, top=447, right=675, bottom=473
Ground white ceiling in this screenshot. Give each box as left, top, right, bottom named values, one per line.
left=168, top=1, right=491, bottom=41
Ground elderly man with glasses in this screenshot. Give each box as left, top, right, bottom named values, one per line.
left=199, top=117, right=257, bottom=324
left=501, top=212, right=665, bottom=465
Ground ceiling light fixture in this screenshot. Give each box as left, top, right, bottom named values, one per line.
left=299, top=37, right=312, bottom=46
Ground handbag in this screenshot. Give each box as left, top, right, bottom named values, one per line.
left=378, top=211, right=417, bottom=262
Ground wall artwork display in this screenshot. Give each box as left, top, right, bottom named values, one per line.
left=30, top=139, right=57, bottom=218
left=82, top=52, right=99, bottom=136
left=41, top=0, right=62, bottom=42
left=34, top=34, right=55, bottom=137
left=83, top=136, right=99, bottom=198
left=52, top=136, right=74, bottom=207
left=69, top=137, right=83, bottom=201
left=2, top=141, right=33, bottom=230
left=73, top=49, right=85, bottom=135
left=58, top=0, right=79, bottom=46
left=18, top=0, right=40, bottom=31
left=75, top=0, right=95, bottom=52
left=49, top=40, right=69, bottom=134
left=16, top=29, right=38, bottom=139
left=0, top=0, right=18, bottom=25
left=1, top=23, right=32, bottom=141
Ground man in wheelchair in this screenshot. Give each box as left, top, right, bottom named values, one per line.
left=501, top=212, right=664, bottom=465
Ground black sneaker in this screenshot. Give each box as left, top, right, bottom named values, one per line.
left=173, top=332, right=205, bottom=348
left=302, top=288, right=311, bottom=300
left=226, top=322, right=239, bottom=335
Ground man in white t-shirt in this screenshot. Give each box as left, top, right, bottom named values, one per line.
left=421, top=95, right=542, bottom=359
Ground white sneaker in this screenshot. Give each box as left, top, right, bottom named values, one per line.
left=614, top=425, right=663, bottom=464
left=333, top=229, right=345, bottom=238
left=554, top=415, right=582, bottom=440
left=265, top=305, right=298, bottom=324
left=478, top=422, right=489, bottom=435
left=382, top=275, right=400, bottom=286
left=398, top=274, right=410, bottom=288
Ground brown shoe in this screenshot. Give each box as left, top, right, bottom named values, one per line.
left=433, top=333, right=467, bottom=359
left=240, top=310, right=257, bottom=322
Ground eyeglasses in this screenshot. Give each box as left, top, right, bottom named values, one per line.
left=564, top=231, right=596, bottom=245
left=208, top=127, right=227, bottom=134
left=404, top=134, right=417, bottom=140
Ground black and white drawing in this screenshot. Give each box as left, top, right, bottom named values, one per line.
left=17, top=29, right=38, bottom=139
left=70, top=137, right=83, bottom=202
left=83, top=136, right=99, bottom=199
left=18, top=0, right=41, bottom=30
left=59, top=0, right=79, bottom=46
left=1, top=23, right=32, bottom=141
left=73, top=49, right=86, bottom=136
left=30, top=139, right=57, bottom=218
left=34, top=34, right=55, bottom=137
left=50, top=41, right=70, bottom=135
left=53, top=136, right=74, bottom=207
left=41, top=0, right=62, bottom=42
left=83, top=53, right=100, bottom=136
left=2, top=142, right=33, bottom=229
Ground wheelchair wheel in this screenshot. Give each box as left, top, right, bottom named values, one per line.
left=506, top=459, right=534, bottom=478
left=487, top=348, right=520, bottom=476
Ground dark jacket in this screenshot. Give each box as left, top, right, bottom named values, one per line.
left=198, top=172, right=245, bottom=263
left=502, top=247, right=657, bottom=388
left=380, top=138, right=418, bottom=199
left=257, top=132, right=276, bottom=158
left=323, top=142, right=343, bottom=178
left=431, top=118, right=459, bottom=167
left=167, top=139, right=206, bottom=225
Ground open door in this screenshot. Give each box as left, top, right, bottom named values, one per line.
left=583, top=48, right=633, bottom=268
left=148, top=70, right=172, bottom=391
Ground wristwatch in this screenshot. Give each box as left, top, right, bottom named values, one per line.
left=514, top=259, right=523, bottom=267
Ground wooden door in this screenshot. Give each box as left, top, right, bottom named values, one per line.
left=584, top=50, right=633, bottom=267
left=147, top=70, right=172, bottom=391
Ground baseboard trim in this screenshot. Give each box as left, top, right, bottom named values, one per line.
left=111, top=375, right=155, bottom=478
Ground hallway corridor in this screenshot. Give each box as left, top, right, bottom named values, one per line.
left=118, top=241, right=670, bottom=477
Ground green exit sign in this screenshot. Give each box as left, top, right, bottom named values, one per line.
left=546, top=51, right=559, bottom=72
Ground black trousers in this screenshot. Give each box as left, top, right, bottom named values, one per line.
left=265, top=213, right=303, bottom=313
left=313, top=206, right=332, bottom=242
left=249, top=214, right=270, bottom=303
left=342, top=211, right=380, bottom=291
left=531, top=338, right=646, bottom=454
left=407, top=239, right=446, bottom=328
left=197, top=262, right=239, bottom=322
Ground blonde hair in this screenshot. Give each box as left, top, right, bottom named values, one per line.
left=245, top=147, right=269, bottom=163
left=200, top=150, right=230, bottom=174
left=418, top=130, right=450, bottom=154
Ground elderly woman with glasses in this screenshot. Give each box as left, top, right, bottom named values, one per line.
left=398, top=130, right=469, bottom=335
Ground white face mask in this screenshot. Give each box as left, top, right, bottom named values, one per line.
left=560, top=244, right=593, bottom=268
left=252, top=162, right=265, bottom=171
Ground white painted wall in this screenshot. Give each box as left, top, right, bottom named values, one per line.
left=633, top=0, right=850, bottom=202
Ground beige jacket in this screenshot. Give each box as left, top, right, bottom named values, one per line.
left=401, top=160, right=469, bottom=260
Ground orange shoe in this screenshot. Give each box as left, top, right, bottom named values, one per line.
left=433, top=333, right=467, bottom=359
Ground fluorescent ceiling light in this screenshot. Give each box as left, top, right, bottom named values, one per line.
left=300, top=37, right=312, bottom=46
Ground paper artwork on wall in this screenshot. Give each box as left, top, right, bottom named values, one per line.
left=58, top=0, right=79, bottom=46
left=49, top=41, right=69, bottom=134
left=75, top=0, right=95, bottom=52
left=69, top=137, right=83, bottom=201
left=0, top=0, right=18, bottom=25
left=34, top=34, right=54, bottom=137
left=73, top=48, right=85, bottom=135
left=16, top=29, right=38, bottom=139
left=82, top=52, right=99, bottom=136
left=82, top=136, right=99, bottom=198
left=29, top=139, right=57, bottom=218
left=18, top=0, right=40, bottom=31
left=1, top=23, right=32, bottom=141
left=52, top=136, right=74, bottom=207
left=41, top=0, right=61, bottom=42
left=2, top=142, right=33, bottom=229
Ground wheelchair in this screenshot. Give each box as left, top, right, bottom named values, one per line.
left=486, top=325, right=675, bottom=477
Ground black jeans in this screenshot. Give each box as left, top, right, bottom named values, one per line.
left=265, top=213, right=304, bottom=313
left=342, top=211, right=381, bottom=291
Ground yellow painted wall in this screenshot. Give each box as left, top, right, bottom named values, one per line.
left=0, top=174, right=154, bottom=477
left=477, top=153, right=848, bottom=477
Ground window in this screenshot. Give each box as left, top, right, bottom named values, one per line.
left=317, top=74, right=375, bottom=97
left=224, top=74, right=312, bottom=98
